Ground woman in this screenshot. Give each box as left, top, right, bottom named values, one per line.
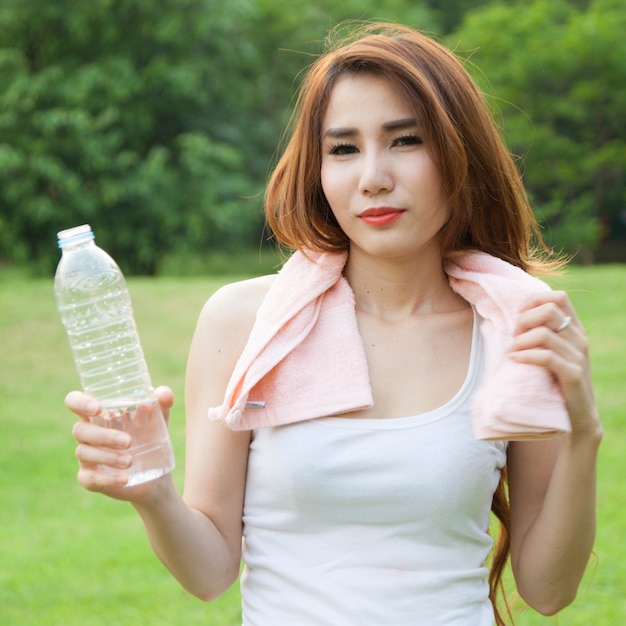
left=67, top=23, right=601, bottom=625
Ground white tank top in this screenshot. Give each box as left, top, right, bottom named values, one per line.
left=241, top=314, right=507, bottom=625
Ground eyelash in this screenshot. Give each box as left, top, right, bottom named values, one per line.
left=327, top=142, right=357, bottom=155
left=393, top=134, right=423, bottom=147
left=327, top=134, right=423, bottom=155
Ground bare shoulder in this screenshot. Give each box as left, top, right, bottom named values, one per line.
left=200, top=274, right=276, bottom=343
left=209, top=273, right=276, bottom=304
left=185, top=273, right=277, bottom=428
left=187, top=274, right=277, bottom=397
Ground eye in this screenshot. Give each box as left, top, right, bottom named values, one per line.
left=392, top=134, right=423, bottom=147
left=327, top=142, right=358, bottom=156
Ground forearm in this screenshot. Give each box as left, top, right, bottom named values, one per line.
left=512, top=427, right=602, bottom=614
left=132, top=477, right=241, bottom=601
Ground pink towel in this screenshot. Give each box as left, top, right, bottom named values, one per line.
left=208, top=251, right=372, bottom=429
left=444, top=251, right=570, bottom=440
left=209, top=249, right=570, bottom=441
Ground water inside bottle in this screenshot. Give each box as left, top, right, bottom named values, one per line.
left=91, top=397, right=175, bottom=486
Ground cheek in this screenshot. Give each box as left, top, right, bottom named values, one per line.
left=320, top=161, right=332, bottom=190
left=418, top=160, right=448, bottom=210
left=320, top=164, right=342, bottom=209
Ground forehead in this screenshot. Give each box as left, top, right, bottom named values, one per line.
left=322, top=73, right=415, bottom=130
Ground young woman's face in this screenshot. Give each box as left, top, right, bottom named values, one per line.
left=320, top=73, right=449, bottom=260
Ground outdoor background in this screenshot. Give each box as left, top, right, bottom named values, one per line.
left=1, top=0, right=625, bottom=275
left=1, top=0, right=624, bottom=624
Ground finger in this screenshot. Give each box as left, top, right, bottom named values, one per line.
left=510, top=328, right=581, bottom=365
left=509, top=345, right=587, bottom=392
left=515, top=296, right=579, bottom=337
left=65, top=390, right=101, bottom=420
left=77, top=466, right=129, bottom=491
left=517, top=290, right=572, bottom=315
left=514, top=305, right=587, bottom=362
left=154, top=385, right=174, bottom=408
left=154, top=385, right=174, bottom=422
left=72, top=420, right=131, bottom=450
left=76, top=441, right=132, bottom=471
left=509, top=323, right=589, bottom=391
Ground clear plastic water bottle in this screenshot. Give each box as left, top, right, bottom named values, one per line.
left=54, top=224, right=174, bottom=486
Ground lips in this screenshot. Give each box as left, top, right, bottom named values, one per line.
left=358, top=207, right=405, bottom=227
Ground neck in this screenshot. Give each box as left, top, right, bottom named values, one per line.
left=343, top=247, right=466, bottom=320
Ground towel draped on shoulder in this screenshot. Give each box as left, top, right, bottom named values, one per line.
left=208, top=249, right=570, bottom=441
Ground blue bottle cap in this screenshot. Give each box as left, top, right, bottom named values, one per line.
left=57, top=224, right=94, bottom=248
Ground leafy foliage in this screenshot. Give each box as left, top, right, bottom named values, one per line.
left=0, top=0, right=623, bottom=272
left=451, top=0, right=626, bottom=258
left=0, top=0, right=260, bottom=274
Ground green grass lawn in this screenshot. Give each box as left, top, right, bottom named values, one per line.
left=1, top=264, right=624, bottom=625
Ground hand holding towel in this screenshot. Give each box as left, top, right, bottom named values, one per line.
left=444, top=251, right=570, bottom=440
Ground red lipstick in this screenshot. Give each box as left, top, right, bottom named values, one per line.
left=359, top=207, right=405, bottom=227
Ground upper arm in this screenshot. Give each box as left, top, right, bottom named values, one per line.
left=507, top=437, right=564, bottom=570
left=182, top=276, right=274, bottom=555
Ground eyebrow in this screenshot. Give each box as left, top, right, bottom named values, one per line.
left=322, top=117, right=419, bottom=139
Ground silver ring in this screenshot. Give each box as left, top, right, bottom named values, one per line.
left=555, top=315, right=572, bottom=333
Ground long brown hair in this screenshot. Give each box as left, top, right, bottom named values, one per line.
left=265, top=21, right=560, bottom=275
left=490, top=467, right=514, bottom=625
left=264, top=22, right=557, bottom=624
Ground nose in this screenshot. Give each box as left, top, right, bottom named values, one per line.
left=358, top=149, right=394, bottom=196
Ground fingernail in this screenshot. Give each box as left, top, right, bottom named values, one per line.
left=114, top=474, right=128, bottom=486
left=115, top=433, right=130, bottom=448
left=117, top=454, right=132, bottom=468
left=86, top=400, right=100, bottom=415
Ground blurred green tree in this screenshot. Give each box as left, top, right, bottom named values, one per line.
left=0, top=0, right=261, bottom=274
left=2, top=0, right=622, bottom=272
left=451, top=0, right=626, bottom=259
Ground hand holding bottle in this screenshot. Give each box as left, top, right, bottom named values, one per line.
left=67, top=386, right=175, bottom=501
